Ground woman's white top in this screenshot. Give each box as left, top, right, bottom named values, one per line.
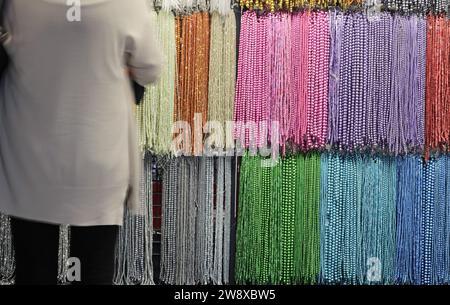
left=0, top=0, right=162, bottom=225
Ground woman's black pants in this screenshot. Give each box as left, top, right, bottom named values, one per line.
left=10, top=217, right=118, bottom=285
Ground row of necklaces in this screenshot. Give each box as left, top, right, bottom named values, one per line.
left=235, top=153, right=321, bottom=284
left=160, top=157, right=233, bottom=284
left=328, top=12, right=427, bottom=154
left=238, top=0, right=448, bottom=14
left=234, top=10, right=329, bottom=151
left=320, top=153, right=397, bottom=284
left=425, top=16, right=449, bottom=159
left=235, top=152, right=450, bottom=285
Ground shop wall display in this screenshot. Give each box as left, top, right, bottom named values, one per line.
left=0, top=0, right=449, bottom=286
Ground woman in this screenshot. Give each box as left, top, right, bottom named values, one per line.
left=0, top=0, right=162, bottom=284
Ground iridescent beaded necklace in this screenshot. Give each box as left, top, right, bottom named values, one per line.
left=281, top=156, right=296, bottom=284
left=160, top=157, right=178, bottom=284
left=432, top=155, right=447, bottom=284
left=421, top=157, right=435, bottom=284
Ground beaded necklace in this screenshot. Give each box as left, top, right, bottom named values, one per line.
left=432, top=155, right=448, bottom=284
left=212, top=158, right=225, bottom=284
left=421, top=156, right=435, bottom=284
left=0, top=215, right=14, bottom=284
left=281, top=156, right=295, bottom=283
left=57, top=225, right=70, bottom=284
left=223, top=157, right=233, bottom=284
left=160, top=157, right=178, bottom=284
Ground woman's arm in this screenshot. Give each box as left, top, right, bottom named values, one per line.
left=125, top=2, right=162, bottom=86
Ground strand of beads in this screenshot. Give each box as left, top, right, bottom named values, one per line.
left=432, top=155, right=448, bottom=284
left=212, top=158, right=224, bottom=284
left=57, top=225, right=70, bottom=284
left=445, top=156, right=450, bottom=284
left=421, top=157, right=435, bottom=284
left=291, top=12, right=308, bottom=145
left=270, top=157, right=283, bottom=283
left=281, top=156, right=296, bottom=283
left=160, top=157, right=178, bottom=284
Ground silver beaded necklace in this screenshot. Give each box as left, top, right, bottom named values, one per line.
left=0, top=214, right=14, bottom=284
left=114, top=153, right=154, bottom=285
